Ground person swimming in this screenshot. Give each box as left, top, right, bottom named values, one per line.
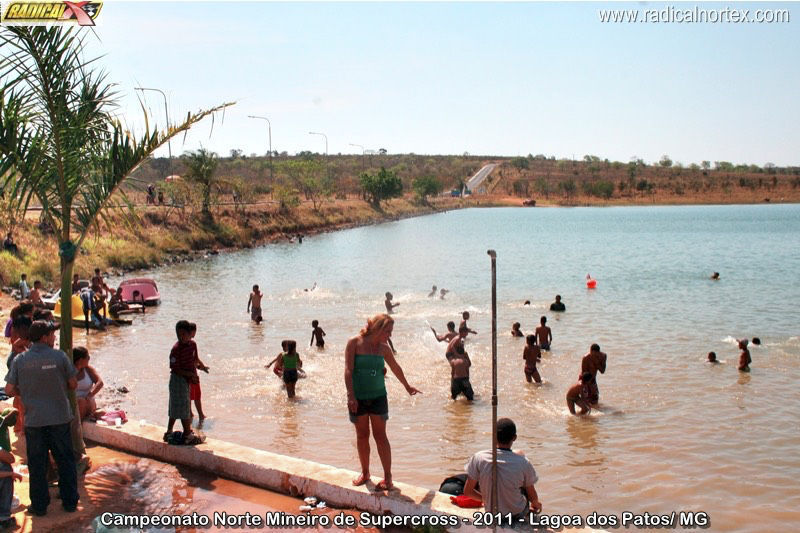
left=707, top=351, right=719, bottom=364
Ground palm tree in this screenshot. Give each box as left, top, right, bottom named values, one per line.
left=182, top=147, right=219, bottom=220
left=0, top=26, right=234, bottom=457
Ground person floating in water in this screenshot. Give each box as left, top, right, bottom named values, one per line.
left=384, top=292, right=400, bottom=314
left=523, top=334, right=542, bottom=384
left=549, top=295, right=565, bottom=312
left=310, top=319, right=326, bottom=348
left=439, top=288, right=449, bottom=300
left=581, top=343, right=607, bottom=406
left=247, top=284, right=263, bottom=324
left=511, top=322, right=524, bottom=337
left=304, top=282, right=317, bottom=292
left=428, top=285, right=437, bottom=297
left=431, top=321, right=458, bottom=343
left=738, top=339, right=751, bottom=372
left=535, top=316, right=552, bottom=351
left=523, top=300, right=531, bottom=306
left=567, top=373, right=594, bottom=415
left=711, top=272, right=720, bottom=280
left=751, top=337, right=761, bottom=346
left=449, top=343, right=474, bottom=401
left=459, top=311, right=477, bottom=338
left=707, top=351, right=719, bottom=364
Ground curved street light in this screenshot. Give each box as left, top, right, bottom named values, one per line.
left=248, top=115, right=273, bottom=182
left=309, top=131, right=330, bottom=179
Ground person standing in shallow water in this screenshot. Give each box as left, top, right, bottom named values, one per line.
left=581, top=343, right=607, bottom=405
left=345, top=314, right=421, bottom=491
left=738, top=339, right=751, bottom=372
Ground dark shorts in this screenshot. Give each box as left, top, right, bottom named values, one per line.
left=451, top=377, right=474, bottom=401
left=349, top=395, right=389, bottom=423
left=587, top=381, right=599, bottom=404
left=168, top=374, right=191, bottom=420
left=283, top=369, right=298, bottom=384
left=540, top=342, right=550, bottom=351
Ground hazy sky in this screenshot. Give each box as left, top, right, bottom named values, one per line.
left=79, top=1, right=799, bottom=165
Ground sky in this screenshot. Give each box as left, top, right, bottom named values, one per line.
left=70, top=1, right=800, bottom=165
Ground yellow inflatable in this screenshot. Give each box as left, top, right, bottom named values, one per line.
left=54, top=294, right=110, bottom=327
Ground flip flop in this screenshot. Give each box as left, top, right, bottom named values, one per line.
left=375, top=479, right=393, bottom=491
left=352, top=473, right=370, bottom=486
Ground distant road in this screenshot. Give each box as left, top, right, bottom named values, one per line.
left=466, top=163, right=499, bottom=193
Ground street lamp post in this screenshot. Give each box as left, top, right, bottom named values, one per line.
left=309, top=131, right=329, bottom=178
left=248, top=115, right=273, bottom=183
left=135, top=87, right=171, bottom=178
left=349, top=143, right=366, bottom=171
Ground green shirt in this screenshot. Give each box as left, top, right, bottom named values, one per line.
left=353, top=354, right=386, bottom=400
left=282, top=352, right=299, bottom=370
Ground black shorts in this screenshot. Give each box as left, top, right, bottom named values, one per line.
left=283, top=369, right=298, bottom=383
left=349, top=395, right=389, bottom=423
left=451, top=377, right=474, bottom=401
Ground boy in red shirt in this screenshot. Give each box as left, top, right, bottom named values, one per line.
left=164, top=321, right=202, bottom=445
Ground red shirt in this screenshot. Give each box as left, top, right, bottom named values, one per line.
left=170, top=340, right=198, bottom=376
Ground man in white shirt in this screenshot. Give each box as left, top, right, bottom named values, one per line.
left=464, top=418, right=542, bottom=522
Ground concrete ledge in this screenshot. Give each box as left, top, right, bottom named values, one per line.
left=83, top=419, right=481, bottom=531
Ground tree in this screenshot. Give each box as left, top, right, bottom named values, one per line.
left=182, top=148, right=219, bottom=219
left=283, top=159, right=331, bottom=211
left=229, top=148, right=243, bottom=159
left=359, top=166, right=403, bottom=206
left=510, top=157, right=529, bottom=170
left=0, top=26, right=232, bottom=455
left=701, top=161, right=711, bottom=170
left=412, top=175, right=442, bottom=203
left=659, top=155, right=673, bottom=168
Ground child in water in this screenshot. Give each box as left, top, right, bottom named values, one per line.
left=738, top=340, right=751, bottom=372
left=511, top=322, right=524, bottom=337
left=267, top=340, right=303, bottom=398
left=310, top=320, right=326, bottom=348
left=449, top=343, right=473, bottom=401
left=707, top=351, right=719, bottom=364
left=567, top=373, right=594, bottom=415
left=523, top=334, right=542, bottom=383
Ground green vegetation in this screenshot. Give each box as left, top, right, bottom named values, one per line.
left=360, top=166, right=404, bottom=207
left=0, top=26, right=231, bottom=455
left=412, top=175, right=443, bottom=203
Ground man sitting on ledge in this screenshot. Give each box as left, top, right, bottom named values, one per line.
left=463, top=418, right=542, bottom=523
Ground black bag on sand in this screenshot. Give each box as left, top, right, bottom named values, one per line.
left=439, top=473, right=468, bottom=495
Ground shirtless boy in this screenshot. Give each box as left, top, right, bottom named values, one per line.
left=581, top=343, right=607, bottom=405
left=384, top=292, right=400, bottom=314
left=707, top=351, right=719, bottom=363
left=738, top=339, right=751, bottom=372
left=431, top=321, right=458, bottom=343
left=449, top=344, right=474, bottom=401
left=523, top=335, right=542, bottom=384
left=567, top=373, right=594, bottom=415
left=535, top=316, right=552, bottom=351
left=247, top=284, right=263, bottom=323
left=446, top=329, right=468, bottom=361
left=459, top=311, right=477, bottom=338
left=428, top=285, right=437, bottom=297
left=29, top=280, right=44, bottom=308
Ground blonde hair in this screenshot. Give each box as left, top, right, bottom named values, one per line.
left=360, top=313, right=394, bottom=337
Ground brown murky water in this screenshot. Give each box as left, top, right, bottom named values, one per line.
left=80, top=207, right=800, bottom=532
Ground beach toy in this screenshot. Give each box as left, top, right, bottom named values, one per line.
left=586, top=274, right=597, bottom=289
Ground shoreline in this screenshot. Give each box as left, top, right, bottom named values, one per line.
left=2, top=193, right=794, bottom=289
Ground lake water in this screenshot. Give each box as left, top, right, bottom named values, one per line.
left=84, top=205, right=800, bottom=532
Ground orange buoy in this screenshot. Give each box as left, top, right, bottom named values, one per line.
left=586, top=273, right=597, bottom=289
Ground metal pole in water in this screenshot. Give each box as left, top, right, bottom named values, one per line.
left=487, top=249, right=498, bottom=520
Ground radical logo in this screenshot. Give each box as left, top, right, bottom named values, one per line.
left=1, top=1, right=103, bottom=26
